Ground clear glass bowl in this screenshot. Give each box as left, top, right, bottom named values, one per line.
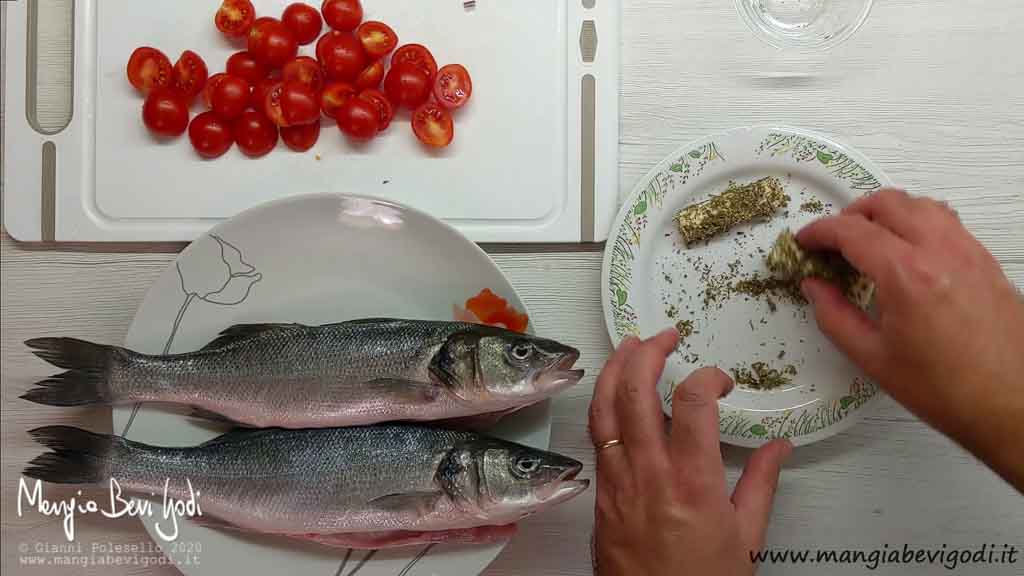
left=735, top=0, right=875, bottom=51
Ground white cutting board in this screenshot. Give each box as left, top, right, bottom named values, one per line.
left=3, top=0, right=619, bottom=242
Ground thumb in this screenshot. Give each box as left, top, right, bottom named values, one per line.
left=802, top=278, right=883, bottom=373
left=732, top=439, right=792, bottom=551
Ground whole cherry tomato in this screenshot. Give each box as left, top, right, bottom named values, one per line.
left=210, top=74, right=251, bottom=121
left=233, top=110, right=279, bottom=157
left=336, top=96, right=379, bottom=139
left=282, top=3, right=323, bottom=45
left=383, top=61, right=431, bottom=110
left=226, top=51, right=269, bottom=86
left=281, top=122, right=321, bottom=151
left=322, top=0, right=362, bottom=32
left=248, top=17, right=298, bottom=68
left=317, top=31, right=366, bottom=82
left=142, top=88, right=190, bottom=138
left=189, top=111, right=234, bottom=158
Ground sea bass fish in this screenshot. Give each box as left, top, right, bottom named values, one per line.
left=24, top=424, right=589, bottom=549
left=22, top=319, right=583, bottom=428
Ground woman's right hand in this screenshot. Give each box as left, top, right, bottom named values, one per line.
left=798, top=189, right=1024, bottom=491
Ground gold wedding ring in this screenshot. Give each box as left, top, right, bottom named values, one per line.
left=595, top=438, right=623, bottom=452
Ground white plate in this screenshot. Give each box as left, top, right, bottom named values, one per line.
left=602, top=126, right=892, bottom=447
left=112, top=194, right=549, bottom=576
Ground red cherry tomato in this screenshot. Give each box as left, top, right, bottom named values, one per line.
left=281, top=122, right=321, bottom=151
left=392, top=44, right=438, bottom=80
left=251, top=76, right=280, bottom=112
left=127, top=47, right=173, bottom=95
left=356, top=21, right=397, bottom=59
left=358, top=88, right=393, bottom=131
left=248, top=18, right=298, bottom=69
left=433, top=64, right=472, bottom=110
left=321, top=0, right=362, bottom=32
left=354, top=60, right=385, bottom=90
left=320, top=81, right=357, bottom=118
left=215, top=0, right=256, bottom=38
left=189, top=111, right=234, bottom=159
left=279, top=81, right=321, bottom=126
left=263, top=81, right=287, bottom=126
left=383, top=61, right=431, bottom=110
left=336, top=97, right=379, bottom=140
left=172, top=50, right=208, bottom=104
left=226, top=51, right=268, bottom=86
left=282, top=3, right=323, bottom=45
left=142, top=88, right=190, bottom=138
left=210, top=75, right=251, bottom=121
left=233, top=110, right=279, bottom=157
left=412, top=101, right=454, bottom=148
left=282, top=56, right=324, bottom=93
left=317, top=31, right=366, bottom=82
left=202, top=73, right=227, bottom=109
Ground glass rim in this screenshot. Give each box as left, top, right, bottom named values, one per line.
left=734, top=0, right=875, bottom=51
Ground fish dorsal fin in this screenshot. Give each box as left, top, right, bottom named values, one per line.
left=200, top=323, right=307, bottom=351
left=367, top=491, right=444, bottom=515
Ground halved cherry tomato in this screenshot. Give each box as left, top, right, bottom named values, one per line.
left=215, top=0, right=256, bottom=39
left=383, top=61, right=431, bottom=110
left=172, top=50, right=208, bottom=104
left=392, top=44, right=438, bottom=80
left=251, top=76, right=281, bottom=111
left=358, top=88, right=393, bottom=131
left=412, top=101, right=454, bottom=148
left=282, top=56, right=324, bottom=93
left=317, top=32, right=366, bottom=82
left=354, top=60, right=385, bottom=90
left=263, top=81, right=287, bottom=126
left=433, top=64, right=472, bottom=110
left=189, top=111, right=234, bottom=158
left=336, top=96, right=379, bottom=139
left=233, top=110, right=279, bottom=157
left=356, top=21, right=397, bottom=59
left=127, top=47, right=172, bottom=95
left=210, top=74, right=251, bottom=121
left=248, top=17, right=298, bottom=68
left=226, top=51, right=269, bottom=86
left=321, top=0, right=362, bottom=32
left=281, top=122, right=321, bottom=151
left=279, top=81, right=321, bottom=126
left=142, top=88, right=190, bottom=138
left=282, top=3, right=323, bottom=45
left=320, top=81, right=357, bottom=118
left=203, top=73, right=228, bottom=109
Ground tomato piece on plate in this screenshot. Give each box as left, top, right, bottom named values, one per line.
left=356, top=21, right=397, bottom=59
left=317, top=31, right=366, bottom=82
left=282, top=3, right=323, bottom=45
left=336, top=97, right=379, bottom=139
left=320, top=81, right=357, bottom=119
left=321, top=0, right=362, bottom=32
left=142, top=88, right=190, bottom=138
left=216, top=0, right=256, bottom=38
left=127, top=47, right=172, bottom=95
left=358, top=89, right=393, bottom=131
left=392, top=44, right=438, bottom=80
left=282, top=56, right=325, bottom=93
left=226, top=51, right=269, bottom=86
left=189, top=111, right=234, bottom=159
left=433, top=64, right=472, bottom=110
left=412, top=102, right=454, bottom=148
left=248, top=17, right=299, bottom=69
left=383, top=61, right=431, bottom=110
left=210, top=74, right=251, bottom=121
left=354, top=60, right=385, bottom=90
left=281, top=122, right=321, bottom=152
left=279, top=81, right=321, bottom=126
left=233, top=110, right=279, bottom=157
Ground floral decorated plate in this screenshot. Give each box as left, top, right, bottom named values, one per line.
left=602, top=126, right=892, bottom=447
left=112, top=194, right=546, bottom=576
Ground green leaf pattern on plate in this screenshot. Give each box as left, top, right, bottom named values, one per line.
left=758, top=133, right=883, bottom=192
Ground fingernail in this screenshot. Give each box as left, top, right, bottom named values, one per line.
left=779, top=439, right=794, bottom=460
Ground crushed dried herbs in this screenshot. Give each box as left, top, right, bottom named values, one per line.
left=731, top=362, right=798, bottom=391
left=766, top=229, right=874, bottom=309
left=675, top=177, right=789, bottom=246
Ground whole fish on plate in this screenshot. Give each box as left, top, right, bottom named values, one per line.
left=22, top=319, right=583, bottom=428
left=24, top=424, right=589, bottom=549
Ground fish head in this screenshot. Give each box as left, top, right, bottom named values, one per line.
left=438, top=438, right=589, bottom=524
left=471, top=332, right=583, bottom=403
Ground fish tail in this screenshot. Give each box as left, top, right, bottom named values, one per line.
left=22, top=338, right=119, bottom=406
left=24, top=426, right=121, bottom=484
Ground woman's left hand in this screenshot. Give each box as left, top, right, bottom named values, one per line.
left=589, top=329, right=792, bottom=575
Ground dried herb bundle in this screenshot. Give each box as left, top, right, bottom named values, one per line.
left=675, top=177, right=789, bottom=246
left=766, top=229, right=874, bottom=309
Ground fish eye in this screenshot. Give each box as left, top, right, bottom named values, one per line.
left=514, top=457, right=541, bottom=475
left=509, top=343, right=534, bottom=362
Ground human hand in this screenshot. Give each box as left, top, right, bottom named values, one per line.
left=798, top=188, right=1024, bottom=490
left=589, top=330, right=792, bottom=575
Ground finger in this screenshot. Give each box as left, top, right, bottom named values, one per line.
left=843, top=188, right=931, bottom=243
left=801, top=278, right=884, bottom=373
left=669, top=367, right=733, bottom=490
left=614, top=328, right=678, bottom=476
left=590, top=336, right=641, bottom=480
left=732, top=439, right=793, bottom=551
left=796, top=213, right=913, bottom=286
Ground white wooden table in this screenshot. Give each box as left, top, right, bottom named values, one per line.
left=3, top=1, right=1023, bottom=575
